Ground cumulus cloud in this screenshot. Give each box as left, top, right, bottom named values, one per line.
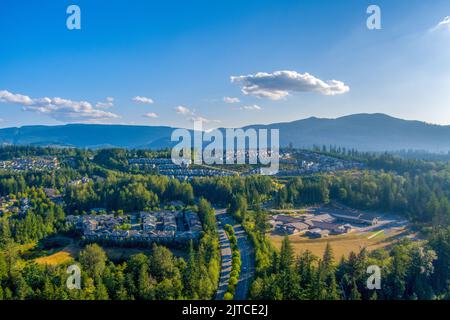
left=223, top=96, right=240, bottom=104
left=430, top=16, right=450, bottom=32
left=96, top=97, right=114, bottom=109
left=241, top=104, right=262, bottom=111
left=0, top=90, right=119, bottom=122
left=133, top=96, right=154, bottom=104
left=231, top=70, right=350, bottom=100
left=175, top=105, right=219, bottom=124
left=143, top=112, right=158, bottom=118
left=188, top=116, right=221, bottom=124
left=175, top=105, right=193, bottom=115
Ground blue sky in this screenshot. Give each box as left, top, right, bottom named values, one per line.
left=1, top=0, right=450, bottom=129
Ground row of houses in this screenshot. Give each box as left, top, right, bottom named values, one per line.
left=140, top=211, right=178, bottom=233
left=66, top=210, right=203, bottom=245
left=0, top=156, right=59, bottom=172
left=159, top=168, right=236, bottom=179
left=128, top=157, right=234, bottom=179
left=276, top=150, right=364, bottom=177
left=129, top=158, right=174, bottom=166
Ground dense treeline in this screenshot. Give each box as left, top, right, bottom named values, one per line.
left=244, top=208, right=450, bottom=300
left=330, top=171, right=450, bottom=226
left=0, top=198, right=219, bottom=300
left=0, top=145, right=83, bottom=160
left=191, top=176, right=274, bottom=207
left=0, top=146, right=449, bottom=300
left=305, top=145, right=450, bottom=174
left=249, top=235, right=446, bottom=300
left=0, top=241, right=219, bottom=300
left=0, top=188, right=66, bottom=244
left=274, top=170, right=450, bottom=227
left=275, top=177, right=329, bottom=207
left=64, top=174, right=195, bottom=214
left=0, top=166, right=100, bottom=196
left=63, top=173, right=274, bottom=215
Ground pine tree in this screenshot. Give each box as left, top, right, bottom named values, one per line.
left=349, top=280, right=362, bottom=300
left=95, top=277, right=110, bottom=300
left=322, top=242, right=335, bottom=274
left=323, top=272, right=339, bottom=300
left=183, top=240, right=199, bottom=298
left=42, top=278, right=55, bottom=300
left=279, top=236, right=294, bottom=272
left=138, top=264, right=155, bottom=299
left=296, top=250, right=317, bottom=298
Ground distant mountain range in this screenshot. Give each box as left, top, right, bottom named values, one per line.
left=1, top=114, right=450, bottom=152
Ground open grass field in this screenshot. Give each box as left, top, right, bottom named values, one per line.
left=34, top=241, right=79, bottom=266
left=34, top=249, right=76, bottom=265
left=270, top=227, right=409, bottom=259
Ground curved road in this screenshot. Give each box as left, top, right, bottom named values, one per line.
left=215, top=209, right=255, bottom=300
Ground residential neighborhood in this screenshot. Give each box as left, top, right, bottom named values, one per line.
left=276, top=150, right=364, bottom=176
left=129, top=157, right=236, bottom=179
left=0, top=195, right=31, bottom=217
left=0, top=156, right=59, bottom=172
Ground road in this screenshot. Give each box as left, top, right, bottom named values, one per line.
left=215, top=209, right=232, bottom=300
left=215, top=209, right=255, bottom=300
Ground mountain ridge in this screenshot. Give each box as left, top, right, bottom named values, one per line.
left=1, top=114, right=449, bottom=152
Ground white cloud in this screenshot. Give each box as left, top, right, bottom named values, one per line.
left=0, top=90, right=34, bottom=105
left=175, top=105, right=193, bottom=115
left=231, top=70, right=350, bottom=100
left=0, top=90, right=119, bottom=122
left=175, top=105, right=219, bottom=124
left=430, top=16, right=450, bottom=32
left=143, top=112, right=158, bottom=118
left=188, top=116, right=221, bottom=124
left=96, top=97, right=114, bottom=109
left=132, top=96, right=154, bottom=104
left=241, top=104, right=262, bottom=110
left=223, top=96, right=240, bottom=104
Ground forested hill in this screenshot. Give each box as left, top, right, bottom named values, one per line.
left=1, top=114, right=450, bottom=151
left=0, top=124, right=176, bottom=149
left=245, top=113, right=450, bottom=152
